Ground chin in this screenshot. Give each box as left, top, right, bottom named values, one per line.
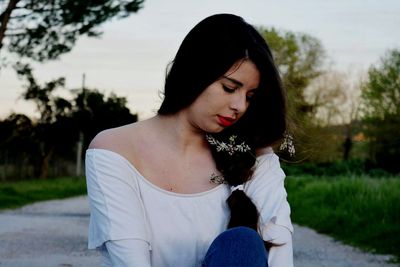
left=214, top=125, right=228, bottom=133
left=203, top=125, right=224, bottom=134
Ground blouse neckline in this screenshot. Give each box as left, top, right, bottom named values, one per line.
left=86, top=148, right=227, bottom=198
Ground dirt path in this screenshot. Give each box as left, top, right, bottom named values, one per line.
left=0, top=196, right=397, bottom=267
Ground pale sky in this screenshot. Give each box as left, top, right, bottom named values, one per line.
left=1, top=0, right=399, bottom=120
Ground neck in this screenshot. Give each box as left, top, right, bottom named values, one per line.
left=151, top=114, right=209, bottom=154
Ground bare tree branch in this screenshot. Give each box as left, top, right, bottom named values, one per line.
left=0, top=0, right=21, bottom=49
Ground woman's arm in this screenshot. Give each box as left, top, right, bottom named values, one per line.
left=263, top=218, right=293, bottom=267
left=245, top=151, right=294, bottom=267
left=86, top=149, right=152, bottom=265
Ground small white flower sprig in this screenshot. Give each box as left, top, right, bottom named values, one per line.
left=206, top=135, right=251, bottom=156
left=279, top=133, right=295, bottom=157
left=206, top=134, right=253, bottom=185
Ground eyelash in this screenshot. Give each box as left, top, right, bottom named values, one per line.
left=223, top=85, right=255, bottom=102
left=222, top=85, right=236, bottom=93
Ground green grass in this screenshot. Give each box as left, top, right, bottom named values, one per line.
left=286, top=175, right=400, bottom=261
left=0, top=176, right=87, bottom=210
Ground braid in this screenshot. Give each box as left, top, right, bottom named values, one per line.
left=206, top=133, right=259, bottom=231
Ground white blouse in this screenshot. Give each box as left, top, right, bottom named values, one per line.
left=85, top=148, right=293, bottom=267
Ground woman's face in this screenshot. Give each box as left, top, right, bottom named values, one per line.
left=183, top=59, right=260, bottom=133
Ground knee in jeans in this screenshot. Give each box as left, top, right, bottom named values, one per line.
left=218, top=226, right=263, bottom=245
left=203, top=227, right=268, bottom=267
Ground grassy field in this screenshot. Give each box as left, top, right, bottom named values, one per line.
left=0, top=176, right=87, bottom=210
left=286, top=175, right=400, bottom=261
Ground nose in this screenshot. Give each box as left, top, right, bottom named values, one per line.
left=229, top=91, right=248, bottom=114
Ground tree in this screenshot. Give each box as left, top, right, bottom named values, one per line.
left=260, top=27, right=326, bottom=118
left=260, top=27, right=326, bottom=161
left=361, top=49, right=400, bottom=120
left=12, top=66, right=137, bottom=179
left=361, top=49, right=400, bottom=172
left=15, top=64, right=71, bottom=178
left=304, top=70, right=364, bottom=161
left=0, top=113, right=36, bottom=180
left=0, top=0, right=144, bottom=65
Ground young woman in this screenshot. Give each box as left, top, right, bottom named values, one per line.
left=85, top=14, right=293, bottom=267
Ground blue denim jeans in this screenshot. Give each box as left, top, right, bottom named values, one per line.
left=202, top=227, right=269, bottom=267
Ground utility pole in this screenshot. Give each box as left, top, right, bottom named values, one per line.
left=75, top=73, right=86, bottom=176
left=76, top=132, right=84, bottom=176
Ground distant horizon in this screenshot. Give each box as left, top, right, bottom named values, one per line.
left=1, top=0, right=399, bottom=120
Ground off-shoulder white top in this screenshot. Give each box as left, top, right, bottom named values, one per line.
left=85, top=148, right=293, bottom=267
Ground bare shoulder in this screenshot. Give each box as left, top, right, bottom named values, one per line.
left=89, top=125, right=128, bottom=150
left=88, top=117, right=161, bottom=170
left=88, top=120, right=149, bottom=151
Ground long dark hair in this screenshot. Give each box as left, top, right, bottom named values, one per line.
left=158, top=14, right=286, bottom=234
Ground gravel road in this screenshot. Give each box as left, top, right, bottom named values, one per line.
left=0, top=196, right=397, bottom=267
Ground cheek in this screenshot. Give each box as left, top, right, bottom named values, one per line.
left=199, top=88, right=223, bottom=107
left=190, top=83, right=227, bottom=115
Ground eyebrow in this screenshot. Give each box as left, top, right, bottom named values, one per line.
left=222, top=76, right=243, bottom=87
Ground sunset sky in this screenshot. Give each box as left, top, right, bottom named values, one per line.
left=1, top=0, right=399, bottom=120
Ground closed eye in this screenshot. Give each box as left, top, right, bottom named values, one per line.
left=222, top=85, right=237, bottom=93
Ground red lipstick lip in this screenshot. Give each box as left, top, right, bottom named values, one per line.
left=217, top=115, right=235, bottom=127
